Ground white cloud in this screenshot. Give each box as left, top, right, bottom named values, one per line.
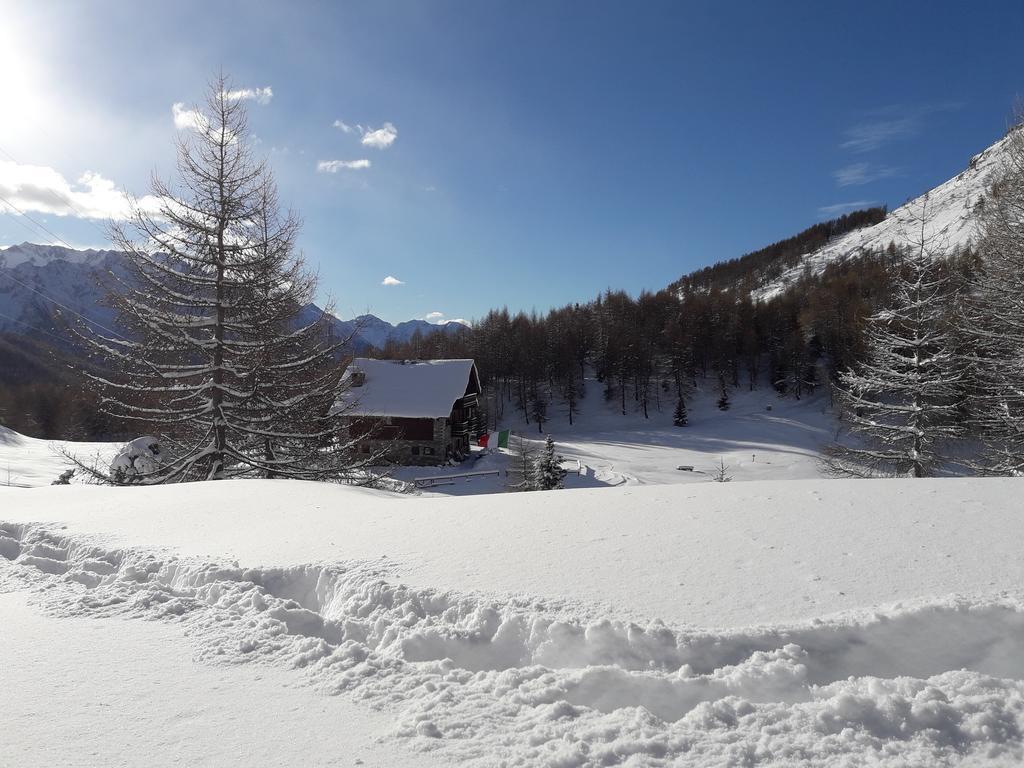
left=817, top=200, right=879, bottom=217
left=332, top=120, right=398, bottom=149
left=173, top=90, right=270, bottom=138
left=361, top=122, right=397, bottom=149
left=423, top=311, right=470, bottom=326
left=840, top=102, right=963, bottom=153
left=224, top=86, right=273, bottom=105
left=381, top=275, right=404, bottom=286
left=0, top=160, right=162, bottom=221
left=833, top=162, right=900, bottom=187
left=840, top=118, right=917, bottom=153
left=317, top=159, right=371, bottom=172
left=172, top=102, right=207, bottom=133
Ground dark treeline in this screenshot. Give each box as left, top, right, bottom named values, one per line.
left=0, top=335, right=126, bottom=440
left=374, top=212, right=976, bottom=432
left=669, top=207, right=888, bottom=295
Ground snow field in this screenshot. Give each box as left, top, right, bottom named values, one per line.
left=371, top=381, right=836, bottom=497
left=0, top=379, right=837, bottom=495
left=3, top=478, right=1024, bottom=765
left=0, top=426, right=118, bottom=488
left=0, top=590, right=422, bottom=768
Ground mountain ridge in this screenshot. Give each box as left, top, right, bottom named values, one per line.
left=0, top=242, right=466, bottom=351
left=668, top=129, right=1013, bottom=302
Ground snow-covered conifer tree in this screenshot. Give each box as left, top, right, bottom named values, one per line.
left=673, top=398, right=688, bottom=427
left=961, top=124, right=1024, bottom=473
left=537, top=435, right=566, bottom=490
left=825, top=198, right=963, bottom=477
left=81, top=76, right=364, bottom=482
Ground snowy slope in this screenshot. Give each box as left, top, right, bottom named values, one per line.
left=0, top=426, right=118, bottom=488
left=754, top=131, right=1012, bottom=301
left=3, top=478, right=1024, bottom=766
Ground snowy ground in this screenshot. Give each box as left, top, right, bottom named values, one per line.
left=0, top=590, right=421, bottom=768
left=0, top=378, right=837, bottom=497
left=501, top=380, right=835, bottom=487
left=385, top=381, right=837, bottom=496
left=0, top=426, right=118, bottom=488
left=3, top=477, right=1024, bottom=766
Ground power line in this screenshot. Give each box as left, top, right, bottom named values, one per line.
left=0, top=195, right=129, bottom=339
left=0, top=191, right=130, bottom=342
left=0, top=142, right=114, bottom=243
left=0, top=192, right=88, bottom=254
left=0, top=196, right=69, bottom=249
left=0, top=255, right=127, bottom=341
left=0, top=308, right=76, bottom=348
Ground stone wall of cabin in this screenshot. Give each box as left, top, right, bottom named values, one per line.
left=353, top=416, right=452, bottom=466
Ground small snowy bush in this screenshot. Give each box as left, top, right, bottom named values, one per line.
left=110, top=437, right=164, bottom=483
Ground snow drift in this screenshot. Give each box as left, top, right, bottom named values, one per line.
left=3, top=478, right=1024, bottom=765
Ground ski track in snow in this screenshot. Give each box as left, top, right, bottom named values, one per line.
left=2, top=519, right=1023, bottom=767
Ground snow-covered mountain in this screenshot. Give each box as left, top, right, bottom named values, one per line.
left=0, top=242, right=466, bottom=350
left=0, top=243, right=124, bottom=343
left=752, top=131, right=1012, bottom=301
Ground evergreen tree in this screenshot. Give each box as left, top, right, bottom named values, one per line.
left=537, top=434, right=566, bottom=490
left=716, top=374, right=731, bottom=411
left=673, top=398, right=688, bottom=426
left=825, top=198, right=964, bottom=477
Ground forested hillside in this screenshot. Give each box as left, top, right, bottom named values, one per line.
left=377, top=219, right=976, bottom=431
left=378, top=127, right=1017, bottom=443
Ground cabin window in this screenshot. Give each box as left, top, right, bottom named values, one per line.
left=411, top=446, right=420, bottom=456
left=423, top=446, right=434, bottom=455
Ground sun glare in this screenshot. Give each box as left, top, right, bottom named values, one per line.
left=0, top=22, right=47, bottom=133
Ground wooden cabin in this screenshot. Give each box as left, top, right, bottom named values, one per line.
left=335, top=358, right=484, bottom=465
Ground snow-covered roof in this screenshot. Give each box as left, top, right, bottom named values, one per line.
left=335, top=358, right=480, bottom=419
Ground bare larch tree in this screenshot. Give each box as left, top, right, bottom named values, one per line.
left=961, top=122, right=1024, bottom=473
left=80, top=75, right=365, bottom=482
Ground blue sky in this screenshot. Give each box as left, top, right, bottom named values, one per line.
left=0, top=1, right=1021, bottom=324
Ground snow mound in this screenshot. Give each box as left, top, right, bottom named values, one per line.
left=110, top=436, right=164, bottom=480
left=3, top=515, right=1023, bottom=766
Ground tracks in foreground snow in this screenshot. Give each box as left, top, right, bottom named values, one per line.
left=2, top=520, right=1023, bottom=767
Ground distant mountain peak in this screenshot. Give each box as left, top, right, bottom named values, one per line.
left=0, top=242, right=112, bottom=269
left=1, top=246, right=467, bottom=353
